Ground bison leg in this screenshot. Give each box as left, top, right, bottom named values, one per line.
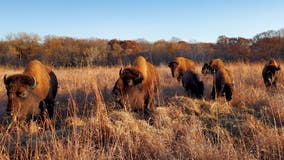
left=196, top=81, right=204, bottom=99
left=44, top=99, right=55, bottom=118
left=224, top=84, right=233, bottom=101
left=272, top=81, right=277, bottom=89
left=39, top=101, right=47, bottom=120
left=211, top=86, right=217, bottom=100
left=267, top=78, right=273, bottom=87
left=39, top=98, right=54, bottom=120
left=38, top=100, right=53, bottom=129
left=38, top=101, right=51, bottom=129
left=263, top=78, right=271, bottom=88
left=144, top=92, right=155, bottom=116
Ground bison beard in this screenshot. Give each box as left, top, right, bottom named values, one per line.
left=4, top=60, right=58, bottom=122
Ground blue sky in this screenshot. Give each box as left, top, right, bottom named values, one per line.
left=0, top=0, right=283, bottom=42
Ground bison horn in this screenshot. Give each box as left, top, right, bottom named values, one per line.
left=168, top=61, right=178, bottom=67
left=3, top=74, right=8, bottom=85
left=30, top=76, right=37, bottom=88
left=119, top=68, right=123, bottom=76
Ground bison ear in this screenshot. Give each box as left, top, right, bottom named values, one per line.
left=3, top=74, right=8, bottom=86
left=119, top=68, right=123, bottom=76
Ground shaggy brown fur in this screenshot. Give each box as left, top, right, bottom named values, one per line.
left=168, top=57, right=204, bottom=98
left=168, top=57, right=195, bottom=81
left=4, top=60, right=58, bottom=121
left=262, top=58, right=281, bottom=89
left=206, top=58, right=225, bottom=73
left=112, top=56, right=160, bottom=115
left=202, top=59, right=234, bottom=101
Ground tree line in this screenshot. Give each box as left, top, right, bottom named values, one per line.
left=0, top=32, right=283, bottom=67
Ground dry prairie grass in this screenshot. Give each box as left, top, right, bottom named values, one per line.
left=0, top=61, right=283, bottom=159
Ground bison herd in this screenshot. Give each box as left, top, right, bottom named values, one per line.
left=2, top=57, right=282, bottom=124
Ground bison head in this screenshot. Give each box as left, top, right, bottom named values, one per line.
left=119, top=68, right=144, bottom=86
left=209, top=59, right=224, bottom=71
left=112, top=68, right=144, bottom=109
left=201, top=63, right=213, bottom=74
left=168, top=61, right=183, bottom=81
left=112, top=78, right=124, bottom=104
left=4, top=74, right=39, bottom=121
left=267, top=64, right=281, bottom=72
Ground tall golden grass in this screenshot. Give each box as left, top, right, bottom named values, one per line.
left=0, top=61, right=283, bottom=159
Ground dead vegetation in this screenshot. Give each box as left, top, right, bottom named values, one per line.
left=0, top=61, right=283, bottom=159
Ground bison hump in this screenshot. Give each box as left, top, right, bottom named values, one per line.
left=23, top=60, right=51, bottom=100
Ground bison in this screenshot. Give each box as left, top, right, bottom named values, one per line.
left=112, top=56, right=160, bottom=115
left=168, top=57, right=195, bottom=81
left=4, top=60, right=58, bottom=122
left=168, top=57, right=204, bottom=98
left=262, top=58, right=281, bottom=89
left=202, top=59, right=234, bottom=101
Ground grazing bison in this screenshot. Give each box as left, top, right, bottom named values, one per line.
left=168, top=57, right=204, bottom=98
left=202, top=59, right=234, bottom=101
left=4, top=60, right=58, bottom=122
left=181, top=70, right=204, bottom=99
left=112, top=56, right=160, bottom=114
left=262, top=58, right=281, bottom=89
left=168, top=57, right=195, bottom=81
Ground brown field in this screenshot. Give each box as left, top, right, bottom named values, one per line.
left=0, top=61, right=283, bottom=159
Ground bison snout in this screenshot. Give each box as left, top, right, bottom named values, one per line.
left=112, top=89, right=118, bottom=96
left=177, top=74, right=183, bottom=81
left=112, top=89, right=121, bottom=100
